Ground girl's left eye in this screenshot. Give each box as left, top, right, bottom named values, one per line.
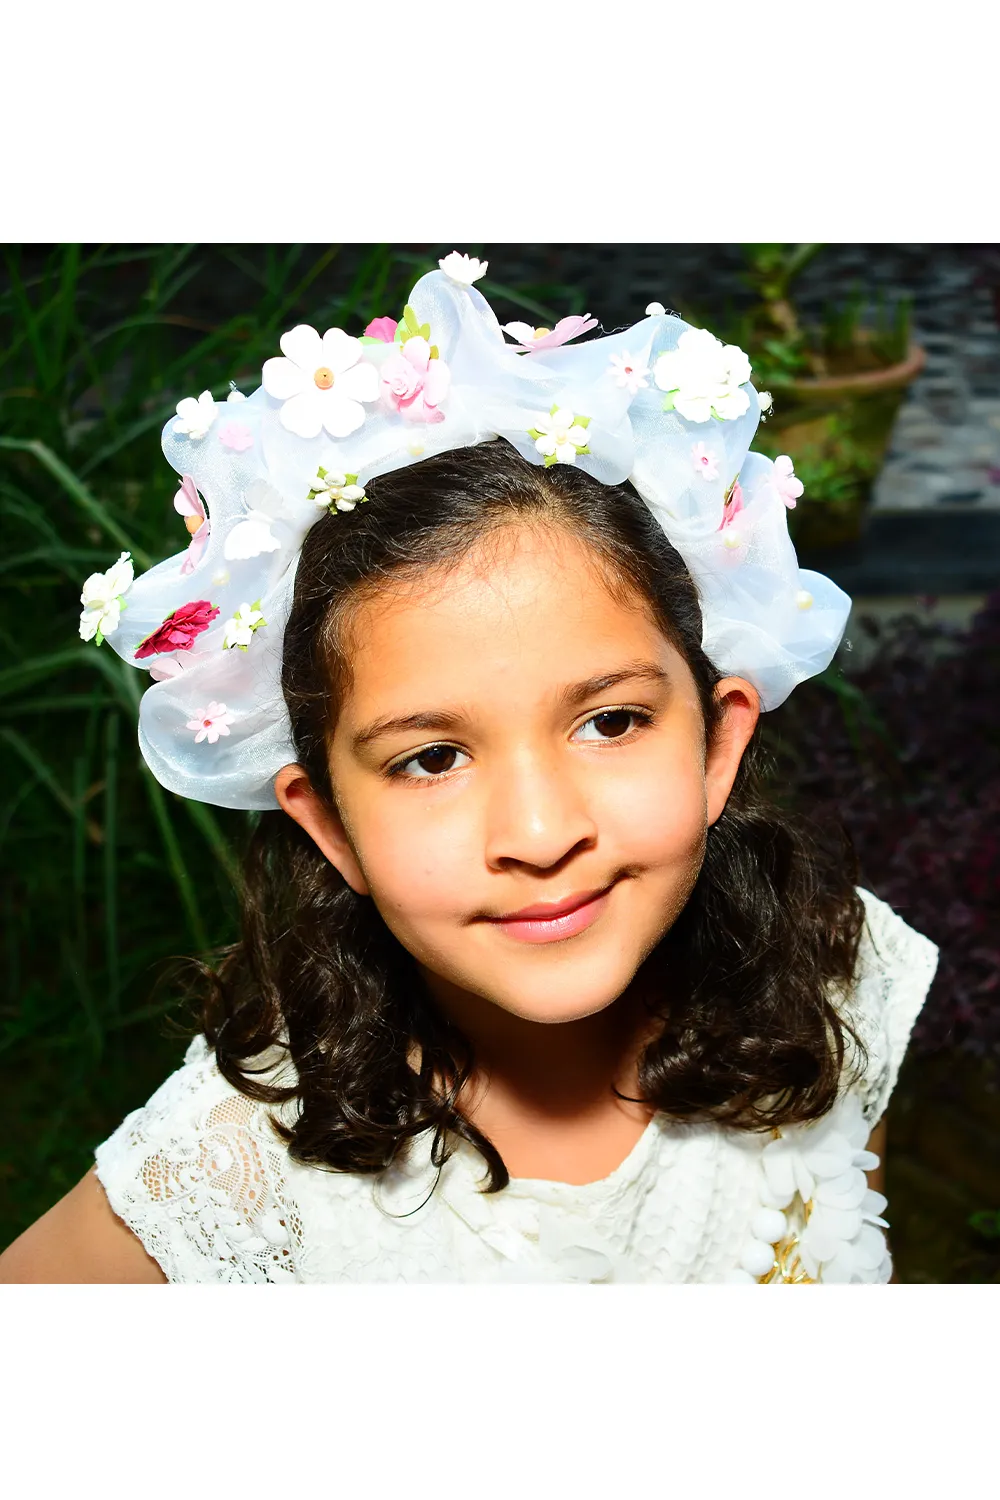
left=383, top=708, right=656, bottom=786
left=573, top=707, right=653, bottom=742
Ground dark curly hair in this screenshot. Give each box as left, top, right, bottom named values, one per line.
left=199, top=439, right=867, bottom=1192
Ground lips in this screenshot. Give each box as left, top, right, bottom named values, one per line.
left=491, top=885, right=611, bottom=922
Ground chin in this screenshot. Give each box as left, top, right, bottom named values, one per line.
left=466, top=949, right=643, bottom=1025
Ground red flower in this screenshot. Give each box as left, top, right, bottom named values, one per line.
left=135, top=599, right=220, bottom=659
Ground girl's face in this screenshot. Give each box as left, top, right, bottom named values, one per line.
left=277, top=523, right=758, bottom=1026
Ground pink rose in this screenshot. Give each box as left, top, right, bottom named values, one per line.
left=135, top=599, right=220, bottom=659
left=365, top=317, right=398, bottom=343
left=380, top=337, right=450, bottom=424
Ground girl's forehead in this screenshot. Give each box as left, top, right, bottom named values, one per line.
left=341, top=526, right=677, bottom=703
left=355, top=527, right=657, bottom=645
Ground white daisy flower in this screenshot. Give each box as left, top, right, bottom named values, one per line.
left=262, top=325, right=379, bottom=440
left=79, top=550, right=134, bottom=645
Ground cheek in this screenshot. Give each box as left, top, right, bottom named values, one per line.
left=597, top=743, right=707, bottom=866
left=353, top=795, right=477, bottom=920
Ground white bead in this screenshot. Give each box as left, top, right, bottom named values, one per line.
left=212, top=569, right=231, bottom=587
left=740, top=1238, right=777, bottom=1277
left=723, top=532, right=743, bottom=551
left=795, top=589, right=813, bottom=610
left=407, top=440, right=426, bottom=457
left=646, top=301, right=666, bottom=316
left=751, top=1208, right=787, bottom=1244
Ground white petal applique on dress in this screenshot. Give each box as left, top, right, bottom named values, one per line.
left=93, top=886, right=939, bottom=1283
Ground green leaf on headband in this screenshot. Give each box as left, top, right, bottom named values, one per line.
left=357, top=335, right=383, bottom=345
left=575, top=415, right=591, bottom=428
left=94, top=629, right=104, bottom=647
left=661, top=393, right=676, bottom=412
left=429, top=345, right=439, bottom=360
left=543, top=454, right=558, bottom=467
left=527, top=428, right=543, bottom=441
left=578, top=444, right=591, bottom=456
left=549, top=402, right=559, bottom=416
left=400, top=305, right=432, bottom=344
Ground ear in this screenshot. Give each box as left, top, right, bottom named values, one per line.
left=273, top=764, right=370, bottom=897
left=704, top=677, right=760, bottom=827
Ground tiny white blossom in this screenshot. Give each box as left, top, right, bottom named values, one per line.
left=173, top=390, right=218, bottom=440
left=79, top=551, right=134, bottom=644
left=309, top=467, right=366, bottom=512
left=529, top=406, right=591, bottom=466
left=222, top=601, right=267, bottom=651
left=758, top=389, right=773, bottom=415
left=439, top=251, right=488, bottom=286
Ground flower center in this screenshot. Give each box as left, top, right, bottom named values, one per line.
left=203, top=718, right=212, bottom=727
left=533, top=328, right=550, bottom=340
left=555, top=429, right=569, bottom=444
left=313, top=366, right=335, bottom=389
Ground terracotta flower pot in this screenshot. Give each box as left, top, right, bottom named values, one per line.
left=759, top=342, right=927, bottom=556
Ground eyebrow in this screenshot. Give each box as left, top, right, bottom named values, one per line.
left=350, top=660, right=672, bottom=751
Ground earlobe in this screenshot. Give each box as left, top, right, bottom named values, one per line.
left=272, top=764, right=371, bottom=897
left=704, top=678, right=760, bottom=826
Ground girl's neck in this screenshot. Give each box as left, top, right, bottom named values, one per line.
left=420, top=966, right=659, bottom=1132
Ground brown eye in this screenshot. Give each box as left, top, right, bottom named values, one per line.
left=591, top=710, right=634, bottom=739
left=414, top=745, right=458, bottom=775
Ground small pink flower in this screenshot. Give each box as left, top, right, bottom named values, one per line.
left=185, top=701, right=235, bottom=745
left=218, top=421, right=254, bottom=452
left=718, top=480, right=745, bottom=531
left=607, top=351, right=649, bottom=394
left=365, top=317, right=399, bottom=343
left=135, top=599, right=220, bottom=659
left=380, top=337, right=451, bottom=424
left=692, top=442, right=720, bottom=482
left=773, top=454, right=804, bottom=509
left=501, top=315, right=599, bottom=353
left=173, top=476, right=211, bottom=575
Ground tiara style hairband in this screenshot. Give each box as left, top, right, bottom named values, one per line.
left=78, top=251, right=851, bottom=811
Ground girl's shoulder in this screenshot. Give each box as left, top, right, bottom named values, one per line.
left=838, top=885, right=941, bottom=1126
left=94, top=1034, right=309, bottom=1283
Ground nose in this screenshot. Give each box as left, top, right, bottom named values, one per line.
left=482, top=747, right=598, bottom=872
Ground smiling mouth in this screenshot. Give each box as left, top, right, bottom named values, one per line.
left=489, top=884, right=613, bottom=923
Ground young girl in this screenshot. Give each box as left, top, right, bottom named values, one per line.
left=0, top=253, right=939, bottom=1284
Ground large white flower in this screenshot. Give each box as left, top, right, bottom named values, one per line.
left=173, top=390, right=218, bottom=440
left=653, top=327, right=753, bottom=423
left=79, top=550, right=134, bottom=644
left=262, top=326, right=379, bottom=440
left=528, top=406, right=591, bottom=466
left=439, top=251, right=488, bottom=286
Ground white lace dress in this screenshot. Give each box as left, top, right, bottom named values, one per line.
left=94, top=887, right=939, bottom=1284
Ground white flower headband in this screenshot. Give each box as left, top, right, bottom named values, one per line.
left=78, top=252, right=849, bottom=811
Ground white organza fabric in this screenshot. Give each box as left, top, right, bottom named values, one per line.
left=95, top=267, right=852, bottom=810
left=94, top=889, right=939, bottom=1284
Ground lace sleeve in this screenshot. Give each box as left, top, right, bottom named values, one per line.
left=93, top=1036, right=304, bottom=1283
left=841, top=887, right=941, bottom=1128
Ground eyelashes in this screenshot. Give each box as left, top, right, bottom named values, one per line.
left=384, top=707, right=657, bottom=785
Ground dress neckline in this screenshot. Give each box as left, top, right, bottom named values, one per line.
left=481, top=1110, right=663, bottom=1202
